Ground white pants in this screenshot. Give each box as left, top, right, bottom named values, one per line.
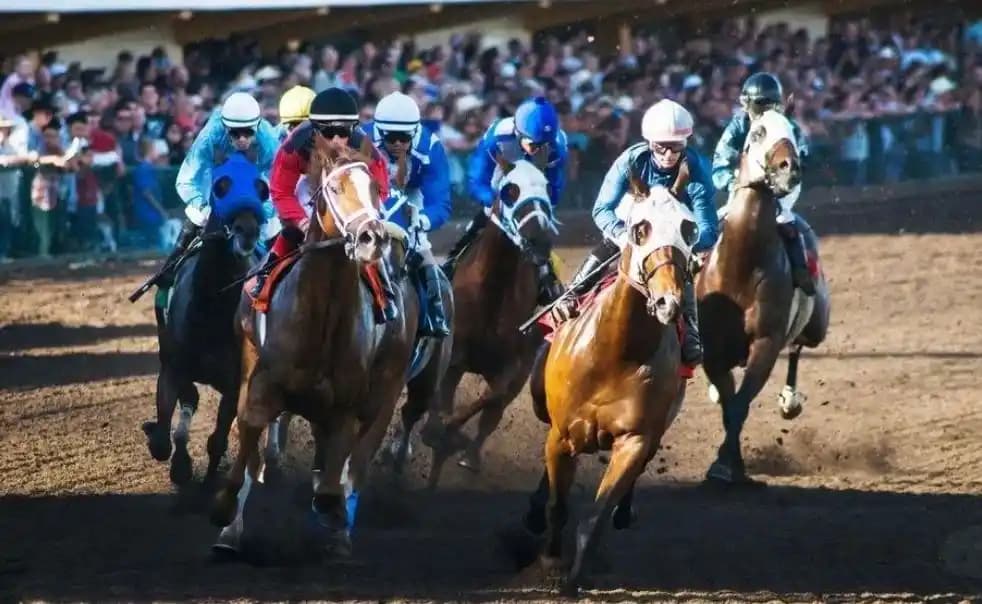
left=718, top=183, right=800, bottom=224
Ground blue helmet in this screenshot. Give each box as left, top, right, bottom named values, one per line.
left=514, top=97, right=559, bottom=145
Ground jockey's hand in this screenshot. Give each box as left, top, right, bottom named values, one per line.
left=549, top=296, right=580, bottom=324
left=299, top=217, right=310, bottom=233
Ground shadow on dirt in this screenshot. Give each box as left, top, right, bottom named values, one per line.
left=0, top=351, right=157, bottom=391
left=0, top=322, right=156, bottom=353
left=2, top=481, right=981, bottom=601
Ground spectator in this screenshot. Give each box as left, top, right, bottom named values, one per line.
left=29, top=119, right=72, bottom=257
left=0, top=113, right=29, bottom=260
left=130, top=137, right=169, bottom=250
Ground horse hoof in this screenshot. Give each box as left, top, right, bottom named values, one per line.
left=170, top=444, right=193, bottom=485
left=259, top=462, right=282, bottom=486
left=211, top=490, right=238, bottom=527
left=612, top=505, right=637, bottom=530
left=211, top=527, right=242, bottom=559
left=419, top=421, right=444, bottom=448
left=778, top=386, right=805, bottom=420
left=456, top=451, right=481, bottom=473
left=144, top=424, right=173, bottom=462
left=705, top=462, right=767, bottom=490
left=558, top=578, right=580, bottom=598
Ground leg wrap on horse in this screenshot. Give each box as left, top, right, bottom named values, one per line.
left=777, top=221, right=816, bottom=295
left=417, top=263, right=451, bottom=337
left=681, top=278, right=703, bottom=367
left=156, top=218, right=201, bottom=289
left=362, top=260, right=399, bottom=324
left=441, top=210, right=489, bottom=278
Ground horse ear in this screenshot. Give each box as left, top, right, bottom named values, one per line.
left=670, top=157, right=690, bottom=199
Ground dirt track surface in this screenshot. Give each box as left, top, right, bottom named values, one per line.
left=3, top=192, right=982, bottom=603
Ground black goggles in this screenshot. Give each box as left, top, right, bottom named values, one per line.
left=228, top=127, right=256, bottom=140
left=381, top=130, right=413, bottom=144
left=316, top=122, right=355, bottom=139
left=651, top=141, right=686, bottom=155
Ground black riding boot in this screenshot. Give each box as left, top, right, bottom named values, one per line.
left=418, top=264, right=451, bottom=337
left=249, top=251, right=279, bottom=298
left=552, top=239, right=619, bottom=321
left=375, top=259, right=400, bottom=323
left=777, top=221, right=816, bottom=295
left=440, top=211, right=489, bottom=279
left=157, top=218, right=201, bottom=289
left=681, top=278, right=703, bottom=367
left=536, top=260, right=565, bottom=306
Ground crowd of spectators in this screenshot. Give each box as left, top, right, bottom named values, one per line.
left=0, top=8, right=979, bottom=260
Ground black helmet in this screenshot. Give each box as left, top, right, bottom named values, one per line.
left=309, top=87, right=359, bottom=126
left=739, top=72, right=783, bottom=115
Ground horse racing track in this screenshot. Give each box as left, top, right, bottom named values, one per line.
left=3, top=184, right=982, bottom=602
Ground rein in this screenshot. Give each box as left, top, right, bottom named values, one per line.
left=218, top=235, right=347, bottom=293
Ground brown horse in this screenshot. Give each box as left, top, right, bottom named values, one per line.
left=427, top=159, right=558, bottom=476
left=210, top=138, right=421, bottom=556
left=517, top=182, right=695, bottom=596
left=697, top=109, right=830, bottom=485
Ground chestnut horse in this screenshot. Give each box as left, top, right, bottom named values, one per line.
left=210, top=139, right=421, bottom=557
left=697, top=109, right=830, bottom=485
left=518, top=183, right=696, bottom=596
left=428, top=159, right=558, bottom=475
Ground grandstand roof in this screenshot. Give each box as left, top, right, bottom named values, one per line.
left=1, top=0, right=524, bottom=11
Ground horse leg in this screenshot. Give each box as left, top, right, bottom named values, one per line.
left=310, top=419, right=359, bottom=558
left=144, top=366, right=178, bottom=462
left=528, top=341, right=551, bottom=425
left=458, top=362, right=532, bottom=472
left=707, top=337, right=781, bottom=486
left=170, top=381, right=199, bottom=485
left=563, top=434, right=651, bottom=596
left=204, top=390, right=237, bottom=487
left=210, top=409, right=264, bottom=554
left=778, top=344, right=805, bottom=420
left=393, top=376, right=431, bottom=475
left=262, top=412, right=292, bottom=484
left=423, top=361, right=466, bottom=489
left=540, top=427, right=574, bottom=572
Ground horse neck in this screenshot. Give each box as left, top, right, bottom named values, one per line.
left=471, top=222, right=539, bottom=299
left=719, top=185, right=780, bottom=270
left=595, top=273, right=668, bottom=362
left=191, top=236, right=241, bottom=299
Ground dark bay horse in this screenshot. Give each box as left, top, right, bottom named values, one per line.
left=210, top=139, right=421, bottom=556
left=697, top=109, right=830, bottom=485
left=518, top=183, right=696, bottom=596
left=429, top=159, right=558, bottom=475
left=142, top=153, right=265, bottom=486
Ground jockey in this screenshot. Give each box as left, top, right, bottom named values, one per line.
left=277, top=85, right=315, bottom=143
left=366, top=91, right=451, bottom=337
left=553, top=99, right=718, bottom=367
left=712, top=71, right=815, bottom=295
left=257, top=87, right=398, bottom=322
left=159, top=92, right=279, bottom=286
left=441, top=96, right=567, bottom=305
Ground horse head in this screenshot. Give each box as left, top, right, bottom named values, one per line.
left=492, top=158, right=558, bottom=266
left=622, top=185, right=697, bottom=324
left=209, top=152, right=266, bottom=258
left=309, top=135, right=388, bottom=264
left=740, top=108, right=801, bottom=196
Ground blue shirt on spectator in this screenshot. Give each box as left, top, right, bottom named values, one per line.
left=133, top=160, right=164, bottom=229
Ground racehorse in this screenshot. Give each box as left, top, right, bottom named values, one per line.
left=697, top=108, right=830, bottom=485
left=518, top=181, right=696, bottom=596
left=210, top=138, right=428, bottom=557
left=428, top=159, right=558, bottom=476
left=142, top=153, right=265, bottom=486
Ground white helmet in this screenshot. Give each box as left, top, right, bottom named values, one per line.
left=221, top=92, right=261, bottom=130
left=641, top=99, right=694, bottom=143
left=374, top=91, right=421, bottom=133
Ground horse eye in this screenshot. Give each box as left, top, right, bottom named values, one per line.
left=631, top=221, right=650, bottom=245
left=501, top=183, right=520, bottom=205
left=255, top=179, right=270, bottom=201
left=212, top=176, right=232, bottom=199
left=681, top=221, right=698, bottom=245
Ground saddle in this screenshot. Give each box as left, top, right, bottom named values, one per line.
left=537, top=269, right=693, bottom=379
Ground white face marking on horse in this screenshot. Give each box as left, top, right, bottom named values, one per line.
left=743, top=109, right=798, bottom=184
left=624, top=186, right=697, bottom=286
left=495, top=159, right=557, bottom=239
left=347, top=168, right=375, bottom=211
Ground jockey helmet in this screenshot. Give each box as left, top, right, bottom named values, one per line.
left=740, top=72, right=784, bottom=117
left=309, top=87, right=360, bottom=126
left=514, top=97, right=559, bottom=146
left=374, top=91, right=421, bottom=133
left=278, top=85, right=315, bottom=125
left=221, top=92, right=261, bottom=130
left=641, top=99, right=694, bottom=143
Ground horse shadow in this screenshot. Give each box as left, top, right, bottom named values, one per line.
left=0, top=322, right=156, bottom=353
left=3, top=482, right=982, bottom=601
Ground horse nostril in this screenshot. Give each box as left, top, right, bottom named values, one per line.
left=655, top=296, right=668, bottom=310
left=358, top=230, right=375, bottom=245
left=780, top=160, right=790, bottom=170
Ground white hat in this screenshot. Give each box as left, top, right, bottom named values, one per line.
left=641, top=99, right=694, bottom=143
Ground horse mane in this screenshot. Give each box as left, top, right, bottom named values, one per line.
left=307, top=134, right=373, bottom=183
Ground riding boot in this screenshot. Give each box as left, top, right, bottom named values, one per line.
left=417, top=264, right=451, bottom=337
left=156, top=218, right=201, bottom=289
left=550, top=241, right=617, bottom=323
left=440, top=211, right=489, bottom=279
left=681, top=278, right=703, bottom=367
left=249, top=251, right=279, bottom=298
left=536, top=260, right=565, bottom=306
left=777, top=221, right=816, bottom=296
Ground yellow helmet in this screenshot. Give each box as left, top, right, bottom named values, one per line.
left=278, top=85, right=316, bottom=125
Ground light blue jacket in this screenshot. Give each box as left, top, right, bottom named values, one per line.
left=175, top=108, right=279, bottom=219
left=593, top=143, right=719, bottom=253
left=466, top=117, right=568, bottom=207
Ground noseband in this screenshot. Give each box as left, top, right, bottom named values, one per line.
left=317, top=161, right=381, bottom=246
left=489, top=195, right=559, bottom=260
